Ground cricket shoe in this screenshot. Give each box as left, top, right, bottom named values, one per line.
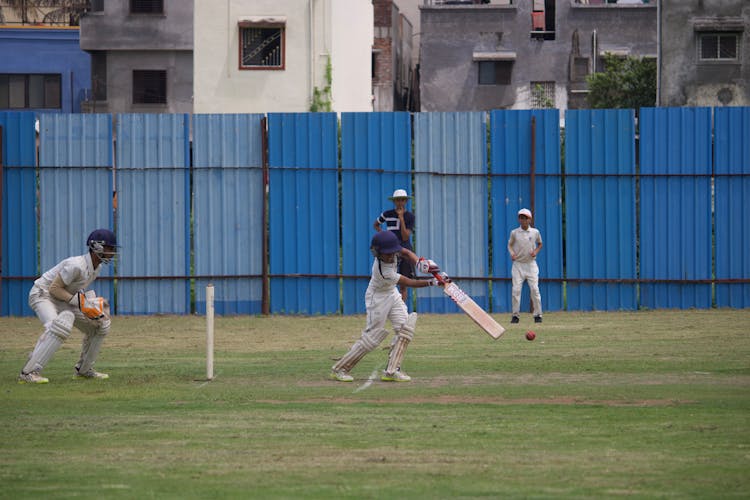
left=534, top=316, right=543, bottom=323
left=329, top=370, right=354, bottom=382
left=75, top=368, right=109, bottom=380
left=510, top=316, right=520, bottom=324
left=381, top=370, right=411, bottom=382
left=18, top=371, right=49, bottom=384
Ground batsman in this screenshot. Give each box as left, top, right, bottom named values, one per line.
left=18, top=229, right=118, bottom=384
left=330, top=231, right=444, bottom=383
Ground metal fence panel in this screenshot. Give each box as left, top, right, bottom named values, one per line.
left=714, top=106, right=750, bottom=308
left=341, top=112, right=412, bottom=314
left=489, top=109, right=563, bottom=314
left=193, top=114, right=265, bottom=314
left=268, top=113, right=339, bottom=314
left=414, top=112, right=490, bottom=313
left=0, top=112, right=37, bottom=316
left=565, top=109, right=637, bottom=310
left=116, top=114, right=190, bottom=314
left=639, top=107, right=712, bottom=308
left=38, top=113, right=114, bottom=300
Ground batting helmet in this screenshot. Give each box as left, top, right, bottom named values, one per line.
left=371, top=231, right=402, bottom=257
left=87, top=229, right=119, bottom=264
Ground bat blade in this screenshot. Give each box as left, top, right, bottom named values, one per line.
left=442, top=282, right=505, bottom=340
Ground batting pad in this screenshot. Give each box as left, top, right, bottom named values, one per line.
left=386, top=313, right=417, bottom=374
left=22, top=311, right=74, bottom=374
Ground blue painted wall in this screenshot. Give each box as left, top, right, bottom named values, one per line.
left=0, top=28, right=90, bottom=113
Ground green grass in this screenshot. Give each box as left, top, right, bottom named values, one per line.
left=2, top=310, right=749, bottom=499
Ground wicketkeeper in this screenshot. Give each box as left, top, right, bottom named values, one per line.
left=18, top=229, right=118, bottom=384
left=330, top=231, right=444, bottom=383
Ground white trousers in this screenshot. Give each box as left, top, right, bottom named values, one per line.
left=29, top=286, right=109, bottom=337
left=511, top=260, right=542, bottom=316
left=364, top=288, right=408, bottom=338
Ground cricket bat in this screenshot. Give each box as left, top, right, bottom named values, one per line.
left=434, top=272, right=505, bottom=340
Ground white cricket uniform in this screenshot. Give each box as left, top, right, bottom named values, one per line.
left=508, top=226, right=543, bottom=316
left=28, top=252, right=107, bottom=335
left=364, top=257, right=408, bottom=334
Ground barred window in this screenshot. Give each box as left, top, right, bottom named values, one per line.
left=130, top=0, right=163, bottom=14
left=240, top=25, right=285, bottom=70
left=133, top=70, right=167, bottom=104
left=530, top=81, right=555, bottom=109
left=699, top=33, right=739, bottom=61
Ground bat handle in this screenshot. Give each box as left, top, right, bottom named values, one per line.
left=432, top=271, right=450, bottom=284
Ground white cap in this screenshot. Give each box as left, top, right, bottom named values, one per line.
left=389, top=189, right=410, bottom=200
left=518, top=208, right=532, bottom=218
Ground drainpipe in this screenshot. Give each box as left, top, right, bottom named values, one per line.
left=310, top=0, right=315, bottom=105
left=656, top=0, right=661, bottom=106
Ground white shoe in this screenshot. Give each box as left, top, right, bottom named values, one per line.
left=329, top=369, right=354, bottom=382
left=75, top=368, right=109, bottom=379
left=381, top=370, right=411, bottom=382
left=18, top=371, right=49, bottom=384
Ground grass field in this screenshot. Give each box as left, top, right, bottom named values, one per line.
left=2, top=310, right=749, bottom=499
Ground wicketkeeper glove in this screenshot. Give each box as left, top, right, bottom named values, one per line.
left=69, top=290, right=106, bottom=320
left=417, top=257, right=440, bottom=274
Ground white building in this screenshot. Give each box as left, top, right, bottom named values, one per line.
left=194, top=0, right=374, bottom=113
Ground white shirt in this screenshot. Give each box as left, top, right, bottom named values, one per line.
left=367, top=257, right=401, bottom=295
left=34, top=253, right=101, bottom=293
left=508, top=227, right=542, bottom=264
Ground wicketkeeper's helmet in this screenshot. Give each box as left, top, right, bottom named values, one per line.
left=87, top=229, right=119, bottom=264
left=371, top=231, right=402, bottom=257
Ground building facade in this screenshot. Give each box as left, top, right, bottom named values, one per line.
left=419, top=0, right=657, bottom=112
left=79, top=0, right=193, bottom=114
left=658, top=0, right=749, bottom=107
left=193, top=0, right=373, bottom=114
left=373, top=0, right=418, bottom=111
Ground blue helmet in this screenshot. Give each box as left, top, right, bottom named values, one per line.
left=371, top=231, right=402, bottom=257
left=87, top=229, right=118, bottom=264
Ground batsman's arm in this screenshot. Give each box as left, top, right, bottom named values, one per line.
left=399, top=276, right=441, bottom=288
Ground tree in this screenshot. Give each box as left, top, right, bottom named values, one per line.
left=586, top=54, right=656, bottom=109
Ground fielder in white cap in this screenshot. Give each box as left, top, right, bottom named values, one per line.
left=508, top=209, right=543, bottom=324
left=374, top=189, right=416, bottom=304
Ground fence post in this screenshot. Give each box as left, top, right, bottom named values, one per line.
left=0, top=125, right=3, bottom=315
left=261, top=117, right=270, bottom=315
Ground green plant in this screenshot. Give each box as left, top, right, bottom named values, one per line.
left=586, top=54, right=656, bottom=109
left=310, top=56, right=333, bottom=112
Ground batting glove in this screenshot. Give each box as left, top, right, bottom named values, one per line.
left=417, top=257, right=440, bottom=274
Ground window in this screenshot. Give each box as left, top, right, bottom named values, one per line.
left=240, top=24, right=285, bottom=69
left=531, top=82, right=555, bottom=108
left=478, top=61, right=513, bottom=85
left=0, top=74, right=61, bottom=109
left=91, top=51, right=107, bottom=100
left=699, top=33, right=739, bottom=61
left=133, top=70, right=167, bottom=104
left=130, top=0, right=163, bottom=14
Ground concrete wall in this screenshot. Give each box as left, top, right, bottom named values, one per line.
left=419, top=1, right=656, bottom=112
left=79, top=0, right=193, bottom=113
left=194, top=0, right=372, bottom=114
left=0, top=28, right=90, bottom=113
left=659, top=0, right=749, bottom=107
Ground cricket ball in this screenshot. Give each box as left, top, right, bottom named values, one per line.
left=525, top=330, right=536, bottom=341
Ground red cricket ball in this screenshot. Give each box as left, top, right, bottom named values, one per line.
left=525, top=331, right=536, bottom=341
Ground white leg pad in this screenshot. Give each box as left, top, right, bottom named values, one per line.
left=22, top=311, right=74, bottom=374
left=75, top=327, right=109, bottom=374
left=386, top=313, right=417, bottom=374
left=333, top=327, right=389, bottom=373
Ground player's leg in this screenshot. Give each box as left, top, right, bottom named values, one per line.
left=510, top=262, right=523, bottom=323
left=383, top=309, right=416, bottom=382
left=331, top=300, right=391, bottom=381
left=20, top=308, right=75, bottom=383
left=527, top=261, right=543, bottom=322
left=73, top=312, right=111, bottom=379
